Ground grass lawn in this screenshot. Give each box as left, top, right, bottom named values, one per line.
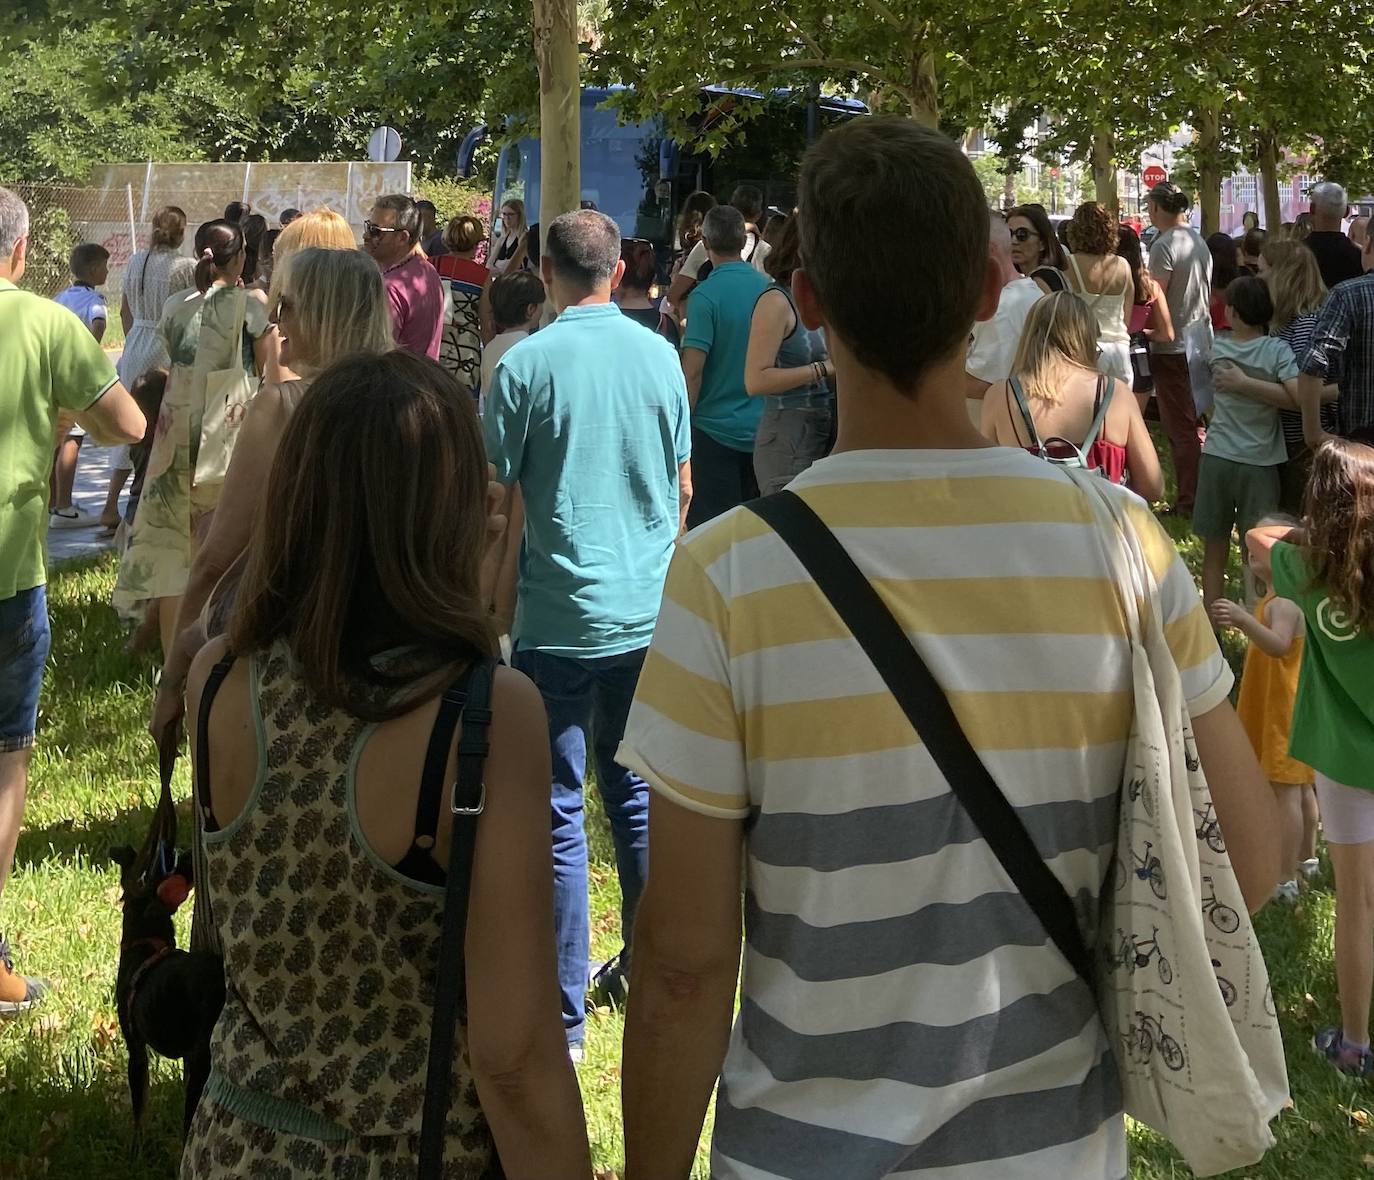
left=3, top=532, right=1372, bottom=1178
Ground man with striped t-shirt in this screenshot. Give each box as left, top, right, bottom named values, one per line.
left=618, top=119, right=1281, bottom=1180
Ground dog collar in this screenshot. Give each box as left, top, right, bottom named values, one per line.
left=123, top=942, right=176, bottom=1026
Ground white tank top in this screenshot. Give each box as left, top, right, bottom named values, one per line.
left=1068, top=254, right=1131, bottom=344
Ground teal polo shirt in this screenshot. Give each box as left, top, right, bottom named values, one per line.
left=683, top=260, right=770, bottom=452
left=484, top=302, right=691, bottom=657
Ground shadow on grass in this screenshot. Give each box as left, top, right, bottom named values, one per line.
left=13, top=801, right=178, bottom=874
left=4, top=1034, right=187, bottom=1178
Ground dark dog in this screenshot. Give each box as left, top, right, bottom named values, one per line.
left=111, top=845, right=225, bottom=1136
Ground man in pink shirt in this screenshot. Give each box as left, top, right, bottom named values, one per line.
left=362, top=194, right=443, bottom=360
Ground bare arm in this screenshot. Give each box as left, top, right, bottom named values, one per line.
left=90, top=317, right=107, bottom=346
left=1121, top=384, right=1165, bottom=502
left=744, top=290, right=828, bottom=397
left=1192, top=700, right=1282, bottom=912
left=120, top=291, right=133, bottom=335
left=1298, top=372, right=1335, bottom=448
left=623, top=795, right=744, bottom=1179
left=74, top=382, right=144, bottom=445
left=464, top=668, right=592, bottom=1179
left=666, top=270, right=697, bottom=313
left=1144, top=279, right=1175, bottom=345
left=1209, top=595, right=1303, bottom=659
left=1211, top=363, right=1296, bottom=409
left=677, top=460, right=693, bottom=535
left=681, top=348, right=706, bottom=412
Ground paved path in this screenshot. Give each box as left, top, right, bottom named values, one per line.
left=47, top=444, right=128, bottom=565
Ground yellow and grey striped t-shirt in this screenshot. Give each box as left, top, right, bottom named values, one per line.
left=618, top=447, right=1232, bottom=1180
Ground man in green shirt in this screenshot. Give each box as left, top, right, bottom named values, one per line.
left=680, top=205, right=769, bottom=528
left=0, top=187, right=145, bottom=1013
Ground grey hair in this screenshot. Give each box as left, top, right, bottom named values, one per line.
left=544, top=209, right=621, bottom=289
left=275, top=246, right=395, bottom=374
left=372, top=193, right=420, bottom=244
left=703, top=205, right=747, bottom=254
left=0, top=186, right=30, bottom=257
left=1311, top=181, right=1348, bottom=217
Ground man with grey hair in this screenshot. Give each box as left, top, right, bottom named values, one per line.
left=681, top=204, right=771, bottom=526
left=362, top=193, right=443, bottom=359
left=483, top=208, right=691, bottom=1056
left=1307, top=180, right=1363, bottom=289
left=0, top=185, right=145, bottom=1012
left=965, top=211, right=1044, bottom=419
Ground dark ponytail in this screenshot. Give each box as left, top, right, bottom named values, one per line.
left=193, top=219, right=245, bottom=293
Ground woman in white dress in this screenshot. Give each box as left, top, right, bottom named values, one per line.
left=101, top=207, right=197, bottom=529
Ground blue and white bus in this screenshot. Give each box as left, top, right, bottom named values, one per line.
left=459, top=86, right=867, bottom=251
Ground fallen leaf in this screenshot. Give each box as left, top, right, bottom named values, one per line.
left=33, top=1012, right=65, bottom=1036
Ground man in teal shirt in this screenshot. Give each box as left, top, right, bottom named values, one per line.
left=0, top=187, right=145, bottom=1012
left=484, top=208, right=691, bottom=1053
left=681, top=205, right=770, bottom=526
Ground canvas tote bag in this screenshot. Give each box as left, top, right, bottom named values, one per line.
left=1066, top=468, right=1288, bottom=1176
left=194, top=286, right=255, bottom=487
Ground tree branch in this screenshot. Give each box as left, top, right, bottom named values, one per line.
left=859, top=0, right=906, bottom=32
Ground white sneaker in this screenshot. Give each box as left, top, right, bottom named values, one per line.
left=1300, top=858, right=1321, bottom=879
left=49, top=505, right=96, bottom=530
left=568, top=1043, right=584, bottom=1065
left=1274, top=880, right=1300, bottom=904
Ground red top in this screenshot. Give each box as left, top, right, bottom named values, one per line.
left=383, top=254, right=444, bottom=361
left=434, top=256, right=490, bottom=290
left=1025, top=439, right=1129, bottom=485
left=1209, top=290, right=1231, bottom=332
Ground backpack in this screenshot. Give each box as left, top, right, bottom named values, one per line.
left=1008, top=373, right=1114, bottom=477
left=696, top=231, right=759, bottom=284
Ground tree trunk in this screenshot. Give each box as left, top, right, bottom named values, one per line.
left=1195, top=103, right=1223, bottom=236
left=1090, top=126, right=1118, bottom=212
left=1002, top=167, right=1017, bottom=211
left=1257, top=130, right=1282, bottom=231
left=533, top=0, right=581, bottom=251
left=907, top=47, right=939, bottom=128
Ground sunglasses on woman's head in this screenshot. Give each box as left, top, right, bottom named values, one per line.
left=1008, top=227, right=1039, bottom=243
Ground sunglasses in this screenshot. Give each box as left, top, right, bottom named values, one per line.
left=1008, top=227, right=1039, bottom=243
left=273, top=294, right=294, bottom=320
left=363, top=220, right=405, bottom=240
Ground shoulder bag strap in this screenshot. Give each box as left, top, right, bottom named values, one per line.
left=1008, top=376, right=1043, bottom=453
left=418, top=659, right=496, bottom=1180
left=1082, top=374, right=1114, bottom=454
left=188, top=654, right=236, bottom=956
left=745, top=492, right=1095, bottom=991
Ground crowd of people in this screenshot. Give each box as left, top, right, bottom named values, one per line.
left=1, top=113, right=1373, bottom=1179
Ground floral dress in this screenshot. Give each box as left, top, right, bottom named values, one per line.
left=113, top=284, right=268, bottom=619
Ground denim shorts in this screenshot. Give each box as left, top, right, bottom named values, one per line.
left=0, top=585, right=51, bottom=752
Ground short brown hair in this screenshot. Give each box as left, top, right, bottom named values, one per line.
left=230, top=352, right=494, bottom=718
left=489, top=270, right=546, bottom=333
left=444, top=215, right=485, bottom=253
left=1067, top=202, right=1117, bottom=256
left=797, top=116, right=987, bottom=393
left=150, top=205, right=187, bottom=249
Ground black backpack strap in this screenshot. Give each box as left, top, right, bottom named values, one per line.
left=418, top=658, right=496, bottom=1180
left=195, top=656, right=237, bottom=834
left=745, top=492, right=1096, bottom=991
left=403, top=667, right=476, bottom=871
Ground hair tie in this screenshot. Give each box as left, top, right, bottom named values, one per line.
left=200, top=247, right=215, bottom=261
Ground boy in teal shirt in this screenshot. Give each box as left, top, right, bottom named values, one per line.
left=681, top=205, right=769, bottom=527
left=1196, top=275, right=1299, bottom=605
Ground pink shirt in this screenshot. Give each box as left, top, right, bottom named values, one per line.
left=383, top=253, right=444, bottom=360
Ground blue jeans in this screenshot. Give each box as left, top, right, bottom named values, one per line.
left=0, top=586, right=51, bottom=753
left=512, top=646, right=650, bottom=1044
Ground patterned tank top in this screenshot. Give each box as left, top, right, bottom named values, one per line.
left=199, top=641, right=495, bottom=1165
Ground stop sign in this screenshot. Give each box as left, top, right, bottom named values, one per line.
left=1143, top=164, right=1168, bottom=188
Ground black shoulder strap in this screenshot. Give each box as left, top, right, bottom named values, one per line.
left=195, top=656, right=237, bottom=833
left=418, top=658, right=496, bottom=1180
left=745, top=492, right=1095, bottom=992
left=408, top=669, right=475, bottom=858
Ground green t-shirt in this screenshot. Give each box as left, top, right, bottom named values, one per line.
left=1271, top=541, right=1374, bottom=790
left=484, top=302, right=691, bottom=658
left=0, top=279, right=118, bottom=599
left=682, top=260, right=769, bottom=452
left=1204, top=334, right=1297, bottom=467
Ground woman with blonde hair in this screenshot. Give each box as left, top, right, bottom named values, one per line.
left=261, top=206, right=359, bottom=382
left=981, top=291, right=1163, bottom=500
left=1064, top=201, right=1134, bottom=384
left=151, top=247, right=396, bottom=743
left=491, top=197, right=529, bottom=275
left=1223, top=239, right=1340, bottom=510
left=434, top=215, right=492, bottom=393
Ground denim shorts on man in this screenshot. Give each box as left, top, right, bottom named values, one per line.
left=0, top=586, right=50, bottom=752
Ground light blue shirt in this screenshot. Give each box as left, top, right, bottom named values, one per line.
left=485, top=302, right=691, bottom=657
left=683, top=261, right=770, bottom=451
left=1206, top=334, right=1298, bottom=467
left=53, top=284, right=108, bottom=334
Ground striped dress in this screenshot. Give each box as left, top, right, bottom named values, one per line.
left=619, top=446, right=1232, bottom=1179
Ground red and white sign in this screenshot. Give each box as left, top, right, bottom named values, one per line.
left=1143, top=164, right=1168, bottom=188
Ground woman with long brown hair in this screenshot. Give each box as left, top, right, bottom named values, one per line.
left=181, top=351, right=591, bottom=1178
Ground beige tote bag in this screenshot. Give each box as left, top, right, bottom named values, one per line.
left=194, top=287, right=255, bottom=487
left=1067, top=468, right=1289, bottom=1176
